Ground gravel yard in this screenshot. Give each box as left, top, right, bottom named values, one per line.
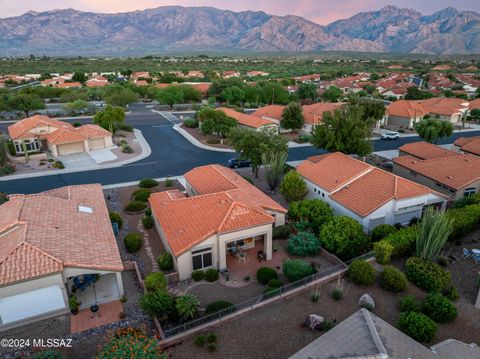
left=185, top=281, right=265, bottom=307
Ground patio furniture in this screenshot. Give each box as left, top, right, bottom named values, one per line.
left=472, top=249, right=480, bottom=255
left=473, top=253, right=480, bottom=264
left=257, top=250, right=266, bottom=262
left=237, top=251, right=246, bottom=263
left=462, top=248, right=472, bottom=259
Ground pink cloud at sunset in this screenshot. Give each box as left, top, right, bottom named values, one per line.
left=1, top=0, right=479, bottom=23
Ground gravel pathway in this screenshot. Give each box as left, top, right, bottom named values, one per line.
left=137, top=219, right=159, bottom=272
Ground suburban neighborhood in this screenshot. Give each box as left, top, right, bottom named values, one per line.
left=1, top=2, right=480, bottom=359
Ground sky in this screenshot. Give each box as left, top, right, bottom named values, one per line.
left=1, top=0, right=479, bottom=24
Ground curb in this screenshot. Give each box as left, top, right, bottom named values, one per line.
left=0, top=129, right=152, bottom=181
left=102, top=175, right=185, bottom=189
left=172, top=124, right=235, bottom=153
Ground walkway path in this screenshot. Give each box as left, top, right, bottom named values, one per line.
left=137, top=219, right=159, bottom=272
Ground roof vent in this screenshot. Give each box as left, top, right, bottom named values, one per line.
left=78, top=205, right=93, bottom=214
left=447, top=176, right=453, bottom=179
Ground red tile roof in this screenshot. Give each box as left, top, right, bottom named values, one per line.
left=0, top=184, right=123, bottom=286
left=217, top=108, right=276, bottom=129
left=454, top=136, right=480, bottom=156
left=185, top=165, right=287, bottom=214
left=393, top=154, right=480, bottom=190
left=298, top=152, right=439, bottom=217
left=302, top=103, right=345, bottom=125
left=399, top=142, right=458, bottom=160
left=251, top=105, right=286, bottom=121
left=8, top=115, right=74, bottom=140
left=149, top=190, right=274, bottom=256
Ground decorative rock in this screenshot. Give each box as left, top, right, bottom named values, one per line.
left=358, top=294, right=375, bottom=310
left=304, top=314, right=325, bottom=332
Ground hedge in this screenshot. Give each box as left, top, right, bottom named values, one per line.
left=446, top=204, right=480, bottom=241
left=142, top=215, right=154, bottom=229
left=422, top=292, right=457, bottom=323
left=109, top=211, right=123, bottom=229
left=371, top=224, right=398, bottom=242
left=399, top=295, right=422, bottom=313
left=383, top=226, right=418, bottom=258
left=183, top=118, right=199, bottom=128
left=205, top=301, right=235, bottom=315
left=133, top=189, right=151, bottom=202
left=348, top=259, right=376, bottom=286
left=124, top=201, right=148, bottom=212
left=405, top=257, right=452, bottom=292
left=124, top=233, right=142, bottom=253
left=273, top=224, right=292, bottom=240
left=397, top=311, right=437, bottom=343
left=380, top=265, right=407, bottom=292
left=267, top=279, right=283, bottom=288
left=138, top=178, right=159, bottom=188
left=287, top=231, right=321, bottom=256
left=373, top=240, right=394, bottom=264
left=256, top=267, right=278, bottom=285
left=157, top=252, right=173, bottom=271
left=144, top=272, right=167, bottom=292
left=283, top=260, right=314, bottom=282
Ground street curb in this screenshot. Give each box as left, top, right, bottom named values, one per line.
left=0, top=129, right=152, bottom=181
left=172, top=124, right=235, bottom=153
left=102, top=175, right=186, bottom=189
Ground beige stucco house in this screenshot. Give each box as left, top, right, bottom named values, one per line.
left=149, top=165, right=286, bottom=280
left=0, top=184, right=124, bottom=330
left=8, top=115, right=113, bottom=158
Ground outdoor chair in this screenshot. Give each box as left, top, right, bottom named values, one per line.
left=473, top=253, right=480, bottom=264
left=257, top=250, right=266, bottom=262
left=462, top=248, right=472, bottom=259
left=237, top=251, right=246, bottom=263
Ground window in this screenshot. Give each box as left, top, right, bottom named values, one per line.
left=192, top=247, right=213, bottom=270
left=14, top=139, right=39, bottom=153
left=464, top=187, right=476, bottom=197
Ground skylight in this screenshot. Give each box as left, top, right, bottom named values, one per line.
left=78, top=205, right=93, bottom=213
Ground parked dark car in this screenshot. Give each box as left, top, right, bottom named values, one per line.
left=228, top=158, right=251, bottom=169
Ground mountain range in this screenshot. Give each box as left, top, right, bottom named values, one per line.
left=0, top=5, right=479, bottom=56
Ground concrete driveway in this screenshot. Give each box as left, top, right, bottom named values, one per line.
left=59, top=153, right=98, bottom=169
left=88, top=148, right=117, bottom=164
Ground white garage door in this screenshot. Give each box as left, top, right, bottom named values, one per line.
left=393, top=210, right=422, bottom=226
left=0, top=285, right=66, bottom=324
left=57, top=142, right=84, bottom=155
left=90, top=138, right=105, bottom=150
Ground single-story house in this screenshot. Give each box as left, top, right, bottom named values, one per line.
left=86, top=75, right=109, bottom=88
left=290, top=309, right=480, bottom=359
left=302, top=102, right=344, bottom=132
left=8, top=115, right=113, bottom=158
left=0, top=184, right=124, bottom=330
left=149, top=165, right=286, bottom=280
left=297, top=152, right=447, bottom=231
left=251, top=105, right=286, bottom=125
left=216, top=108, right=279, bottom=133
left=384, top=100, right=429, bottom=129
left=453, top=136, right=480, bottom=157
left=393, top=142, right=480, bottom=201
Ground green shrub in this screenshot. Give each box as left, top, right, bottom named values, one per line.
left=121, top=144, right=134, bottom=153
left=97, top=328, right=162, bottom=359
left=30, top=350, right=67, bottom=359
left=139, top=290, right=174, bottom=317
left=142, top=215, right=154, bottom=229
left=242, top=175, right=254, bottom=184
left=282, top=260, right=314, bottom=282
left=287, top=231, right=321, bottom=256
left=400, top=295, right=422, bottom=313
left=454, top=193, right=480, bottom=209
left=157, top=252, right=174, bottom=271
left=6, top=141, right=16, bottom=156
left=398, top=312, right=437, bottom=343
left=443, top=285, right=459, bottom=301
left=446, top=204, right=480, bottom=241
left=298, top=133, right=312, bottom=143
left=207, top=343, right=217, bottom=352
left=124, top=233, right=142, bottom=253
left=139, top=178, right=159, bottom=188
left=422, top=292, right=457, bottom=323
left=119, top=124, right=134, bottom=132
left=256, top=267, right=278, bottom=285
left=384, top=226, right=418, bottom=257
left=145, top=207, right=152, bottom=217
left=405, top=257, right=452, bottom=292
left=267, top=279, right=283, bottom=288
left=206, top=333, right=217, bottom=343
left=310, top=293, right=320, bottom=302
left=374, top=240, right=394, bottom=264
left=380, top=265, right=407, bottom=292
left=53, top=160, right=64, bottom=169
left=0, top=164, right=15, bottom=176
left=194, top=335, right=206, bottom=347
left=184, top=118, right=199, bottom=128
left=320, top=216, right=371, bottom=260
left=371, top=224, right=398, bottom=242
left=109, top=211, right=123, bottom=229
left=133, top=189, right=151, bottom=202
left=165, top=178, right=173, bottom=187
left=175, top=294, right=200, bottom=320
left=263, top=287, right=280, bottom=299
left=191, top=270, right=204, bottom=281
left=332, top=288, right=343, bottom=300
left=124, top=200, right=147, bottom=212
left=205, top=301, right=235, bottom=315
left=348, top=259, right=375, bottom=286
left=273, top=224, right=292, bottom=240
left=205, top=268, right=219, bottom=282
left=145, top=272, right=167, bottom=292
left=288, top=199, right=334, bottom=234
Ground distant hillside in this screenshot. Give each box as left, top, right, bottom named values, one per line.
left=0, top=5, right=479, bottom=56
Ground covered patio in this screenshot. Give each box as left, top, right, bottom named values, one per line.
left=67, top=273, right=122, bottom=310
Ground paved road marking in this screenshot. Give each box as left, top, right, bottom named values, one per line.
left=122, top=161, right=157, bottom=167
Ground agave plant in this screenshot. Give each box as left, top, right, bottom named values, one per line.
left=262, top=149, right=287, bottom=192
left=416, top=207, right=453, bottom=261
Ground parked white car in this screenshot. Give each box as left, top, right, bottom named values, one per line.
left=381, top=131, right=400, bottom=140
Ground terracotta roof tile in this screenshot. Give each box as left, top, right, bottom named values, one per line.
left=393, top=154, right=480, bottom=190
left=0, top=184, right=123, bottom=286
left=149, top=191, right=274, bottom=256
left=454, top=136, right=480, bottom=156
left=252, top=105, right=286, bottom=121
left=302, top=102, right=344, bottom=125
left=185, top=165, right=286, bottom=214
left=8, top=115, right=74, bottom=140
left=217, top=108, right=276, bottom=129
left=399, top=142, right=458, bottom=160
left=46, top=127, right=86, bottom=145
left=74, top=124, right=111, bottom=139
left=298, top=152, right=440, bottom=217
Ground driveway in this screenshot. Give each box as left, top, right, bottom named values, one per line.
left=59, top=153, right=98, bottom=169
left=88, top=148, right=118, bottom=164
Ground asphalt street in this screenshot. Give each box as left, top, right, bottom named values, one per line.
left=1, top=103, right=480, bottom=194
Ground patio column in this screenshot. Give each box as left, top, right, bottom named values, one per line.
left=116, top=272, right=124, bottom=296
left=219, top=240, right=227, bottom=270
left=265, top=231, right=272, bottom=260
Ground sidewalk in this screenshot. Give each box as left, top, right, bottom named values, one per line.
left=0, top=129, right=151, bottom=181
left=173, top=124, right=235, bottom=153
left=102, top=175, right=186, bottom=190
